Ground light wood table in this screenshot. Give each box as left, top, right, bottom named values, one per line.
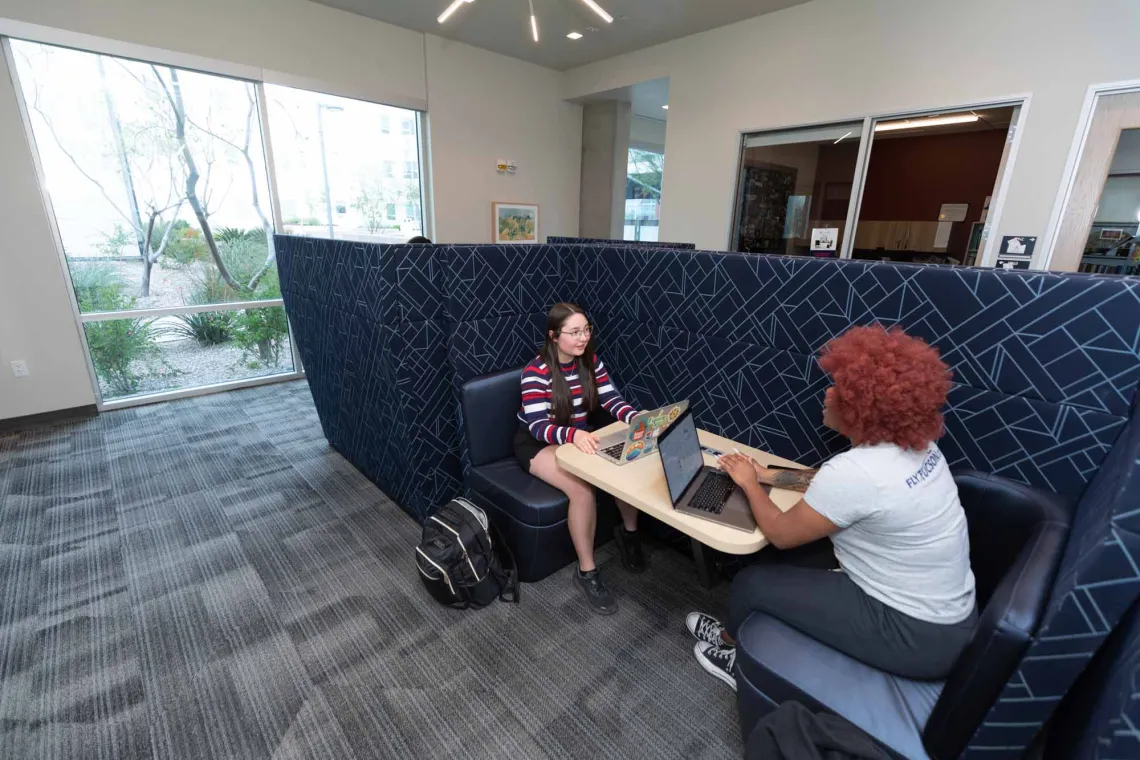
left=556, top=422, right=807, bottom=586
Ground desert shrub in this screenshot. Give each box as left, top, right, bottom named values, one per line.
left=233, top=306, right=289, bottom=368
left=168, top=310, right=235, bottom=346
left=71, top=260, right=126, bottom=312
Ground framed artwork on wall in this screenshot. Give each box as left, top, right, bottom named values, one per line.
left=492, top=202, right=540, bottom=244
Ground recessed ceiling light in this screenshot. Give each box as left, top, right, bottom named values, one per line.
left=662, top=105, right=669, bottom=110
left=567, top=31, right=583, bottom=40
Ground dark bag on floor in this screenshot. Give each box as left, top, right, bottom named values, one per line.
left=415, top=498, right=520, bottom=609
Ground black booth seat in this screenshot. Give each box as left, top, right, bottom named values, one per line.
left=461, top=368, right=617, bottom=582
left=736, top=471, right=1073, bottom=760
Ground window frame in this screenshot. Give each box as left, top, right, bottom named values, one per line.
left=730, top=96, right=1028, bottom=265
left=1, top=29, right=432, bottom=410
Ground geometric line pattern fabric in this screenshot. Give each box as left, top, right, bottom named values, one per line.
left=277, top=235, right=1140, bottom=759
left=964, top=414, right=1140, bottom=758
left=571, top=249, right=1140, bottom=418
left=276, top=236, right=461, bottom=522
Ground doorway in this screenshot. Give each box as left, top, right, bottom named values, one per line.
left=1048, top=90, right=1140, bottom=274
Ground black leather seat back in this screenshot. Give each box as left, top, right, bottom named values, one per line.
left=922, top=471, right=1074, bottom=760
left=461, top=368, right=523, bottom=467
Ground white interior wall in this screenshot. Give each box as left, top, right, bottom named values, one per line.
left=0, top=51, right=95, bottom=420
left=424, top=35, right=582, bottom=244
left=563, top=0, right=1140, bottom=261
left=0, top=0, right=582, bottom=420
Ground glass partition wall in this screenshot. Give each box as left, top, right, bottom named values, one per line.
left=3, top=36, right=427, bottom=409
left=731, top=122, right=865, bottom=256
left=731, top=104, right=1022, bottom=266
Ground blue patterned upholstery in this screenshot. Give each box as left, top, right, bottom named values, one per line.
left=1044, top=595, right=1140, bottom=759
left=276, top=235, right=1140, bottom=755
left=276, top=236, right=460, bottom=521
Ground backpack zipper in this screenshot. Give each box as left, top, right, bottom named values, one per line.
left=415, top=547, right=456, bottom=596
left=429, top=515, right=482, bottom=581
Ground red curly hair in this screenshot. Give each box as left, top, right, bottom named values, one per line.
left=819, top=325, right=952, bottom=450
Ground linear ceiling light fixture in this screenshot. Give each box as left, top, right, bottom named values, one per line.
left=875, top=114, right=980, bottom=132
left=579, top=0, right=614, bottom=23
left=439, top=0, right=611, bottom=43
left=437, top=0, right=474, bottom=24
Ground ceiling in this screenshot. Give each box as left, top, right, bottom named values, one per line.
left=579, top=77, right=669, bottom=120
left=310, top=0, right=815, bottom=71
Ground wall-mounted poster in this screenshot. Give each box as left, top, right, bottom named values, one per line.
left=811, top=227, right=839, bottom=252
left=492, top=202, right=539, bottom=244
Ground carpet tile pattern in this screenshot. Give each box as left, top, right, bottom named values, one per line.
left=274, top=235, right=1140, bottom=757
left=0, top=382, right=740, bottom=760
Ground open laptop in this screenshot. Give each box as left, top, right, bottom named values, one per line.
left=657, top=408, right=759, bottom=533
left=595, top=400, right=690, bottom=466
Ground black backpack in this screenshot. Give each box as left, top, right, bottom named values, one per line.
left=415, top=498, right=520, bottom=609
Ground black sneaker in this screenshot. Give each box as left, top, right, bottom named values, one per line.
left=685, top=611, right=726, bottom=645
left=574, top=568, right=618, bottom=615
left=614, top=526, right=646, bottom=573
left=694, top=642, right=737, bottom=691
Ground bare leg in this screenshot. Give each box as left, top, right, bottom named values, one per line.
left=529, top=446, right=599, bottom=571
left=616, top=499, right=639, bottom=532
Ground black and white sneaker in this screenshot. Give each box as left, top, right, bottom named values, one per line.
left=694, top=641, right=737, bottom=691
left=574, top=568, right=618, bottom=615
left=685, top=612, right=726, bottom=646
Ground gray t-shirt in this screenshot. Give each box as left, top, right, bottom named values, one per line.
left=803, top=442, right=976, bottom=625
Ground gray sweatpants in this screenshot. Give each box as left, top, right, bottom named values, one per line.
left=726, top=541, right=977, bottom=680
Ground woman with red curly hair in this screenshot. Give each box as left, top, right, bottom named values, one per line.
left=685, top=325, right=977, bottom=690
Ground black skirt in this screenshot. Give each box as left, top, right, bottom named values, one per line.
left=513, top=409, right=619, bottom=472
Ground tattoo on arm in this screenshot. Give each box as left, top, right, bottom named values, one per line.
left=764, top=468, right=819, bottom=493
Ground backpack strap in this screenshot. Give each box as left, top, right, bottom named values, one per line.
left=488, top=520, right=521, bottom=605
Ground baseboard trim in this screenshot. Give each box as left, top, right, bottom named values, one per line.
left=0, top=404, right=99, bottom=433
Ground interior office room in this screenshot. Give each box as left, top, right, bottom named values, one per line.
left=2, top=0, right=1140, bottom=759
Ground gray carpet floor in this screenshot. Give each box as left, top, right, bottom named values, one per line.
left=0, top=380, right=741, bottom=760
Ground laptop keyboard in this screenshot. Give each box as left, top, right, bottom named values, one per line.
left=599, top=443, right=625, bottom=460
left=689, top=471, right=736, bottom=514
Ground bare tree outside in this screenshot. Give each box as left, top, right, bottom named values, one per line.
left=11, top=39, right=293, bottom=401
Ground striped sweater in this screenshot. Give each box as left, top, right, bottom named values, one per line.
left=518, top=355, right=637, bottom=444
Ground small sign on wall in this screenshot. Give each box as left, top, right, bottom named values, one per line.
left=996, top=257, right=1031, bottom=271
left=811, top=227, right=839, bottom=252
left=938, top=203, right=969, bottom=223
left=1000, top=236, right=1037, bottom=256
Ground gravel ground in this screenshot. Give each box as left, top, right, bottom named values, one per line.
left=99, top=335, right=294, bottom=401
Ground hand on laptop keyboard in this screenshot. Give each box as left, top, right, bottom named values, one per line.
left=573, top=431, right=600, bottom=454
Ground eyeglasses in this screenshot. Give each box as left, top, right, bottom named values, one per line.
left=560, top=326, right=593, bottom=340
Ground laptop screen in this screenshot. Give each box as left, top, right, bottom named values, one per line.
left=658, top=411, right=704, bottom=505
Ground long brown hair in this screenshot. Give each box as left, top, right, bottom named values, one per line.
left=542, top=303, right=598, bottom=425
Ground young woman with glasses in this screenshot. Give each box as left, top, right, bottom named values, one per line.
left=515, top=302, right=644, bottom=614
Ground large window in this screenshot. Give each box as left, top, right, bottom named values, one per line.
left=264, top=84, right=425, bottom=243
left=732, top=105, right=1022, bottom=266
left=731, top=123, right=863, bottom=256
left=10, top=39, right=294, bottom=403
left=625, top=148, right=663, bottom=242
left=7, top=35, right=431, bottom=408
